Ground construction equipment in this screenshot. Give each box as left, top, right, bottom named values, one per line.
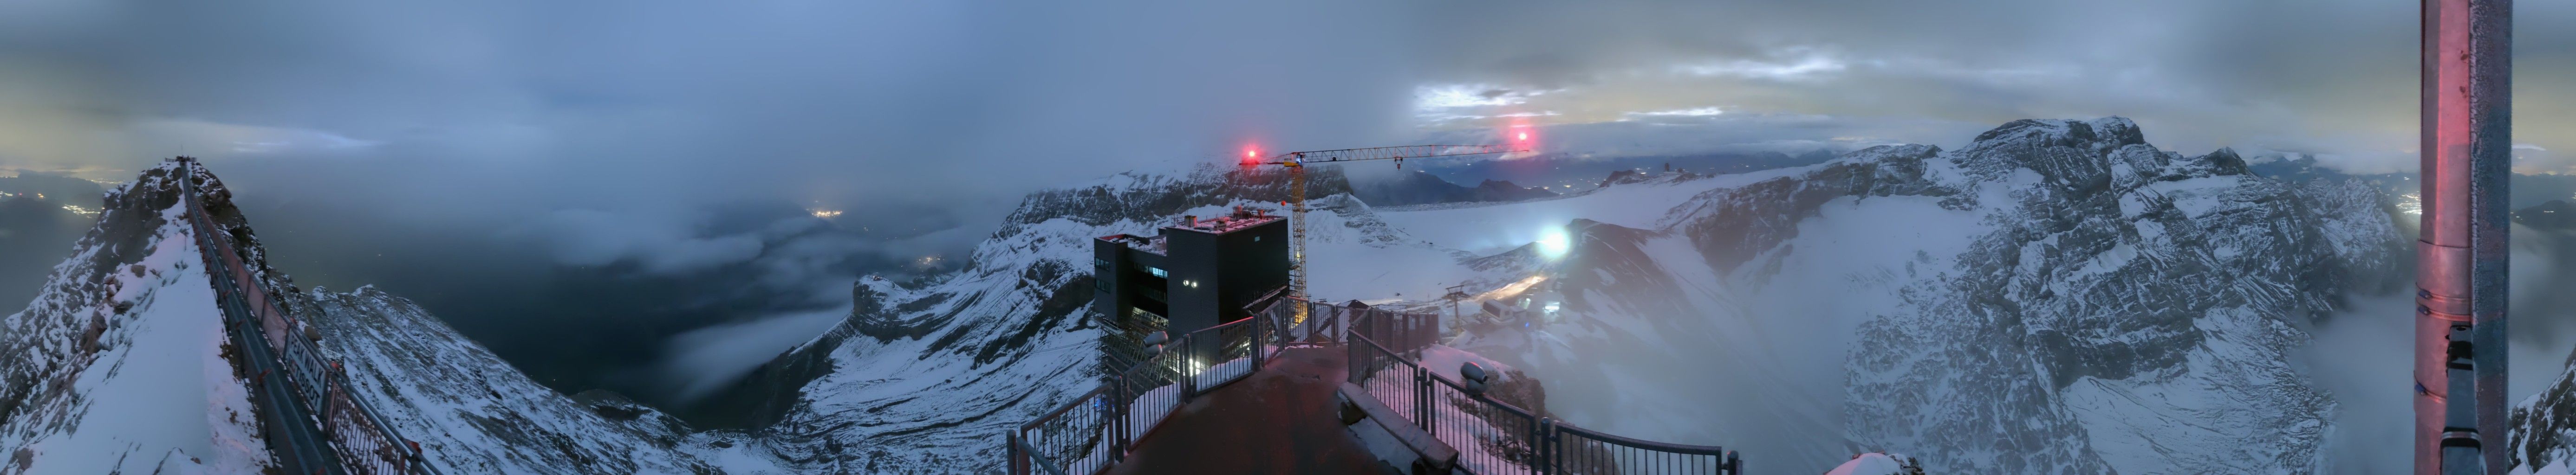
left=1242, top=144, right=1524, bottom=321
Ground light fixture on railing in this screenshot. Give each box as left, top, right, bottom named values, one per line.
left=1460, top=362, right=1490, bottom=396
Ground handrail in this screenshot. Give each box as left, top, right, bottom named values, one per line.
left=1548, top=423, right=1730, bottom=456
left=177, top=159, right=438, bottom=475
left=1019, top=384, right=1117, bottom=433
left=1344, top=302, right=1742, bottom=475
left=1015, top=437, right=1073, bottom=475
left=1008, top=309, right=1284, bottom=475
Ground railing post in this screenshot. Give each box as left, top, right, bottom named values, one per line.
left=1111, top=379, right=1124, bottom=459
left=1422, top=364, right=1442, bottom=431
left=1535, top=417, right=1552, bottom=475
left=1181, top=334, right=1197, bottom=399
left=1007, top=432, right=1025, bottom=475
left=1347, top=333, right=1362, bottom=385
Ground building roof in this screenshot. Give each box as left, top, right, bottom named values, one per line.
left=1164, top=214, right=1281, bottom=235
left=1099, top=233, right=1167, bottom=255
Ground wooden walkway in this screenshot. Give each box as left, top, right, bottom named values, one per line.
left=1107, top=346, right=1387, bottom=475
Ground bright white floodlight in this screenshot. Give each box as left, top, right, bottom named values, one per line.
left=1536, top=227, right=1571, bottom=258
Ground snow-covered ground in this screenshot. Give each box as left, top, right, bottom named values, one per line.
left=0, top=165, right=273, bottom=475
left=1302, top=119, right=2397, bottom=473
left=1825, top=453, right=1918, bottom=475
left=310, top=286, right=765, bottom=475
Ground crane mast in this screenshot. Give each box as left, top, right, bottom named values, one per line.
left=1252, top=144, right=1523, bottom=321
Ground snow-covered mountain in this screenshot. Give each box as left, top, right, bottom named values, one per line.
left=169, top=165, right=792, bottom=474
left=1348, top=170, right=1558, bottom=206
left=759, top=117, right=2405, bottom=474
left=0, top=162, right=273, bottom=474
left=0, top=159, right=787, bottom=475
left=301, top=285, right=782, bottom=474
left=1464, top=118, right=2405, bottom=474
left=3, top=116, right=2410, bottom=474
left=697, top=164, right=1378, bottom=474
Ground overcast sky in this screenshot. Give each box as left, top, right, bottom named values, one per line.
left=5, top=0, right=2574, bottom=202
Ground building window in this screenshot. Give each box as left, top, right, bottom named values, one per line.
left=1093, top=258, right=1111, bottom=292
left=1148, top=267, right=1168, bottom=278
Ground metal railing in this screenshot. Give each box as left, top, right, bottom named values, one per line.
left=178, top=159, right=436, bottom=475
left=1345, top=303, right=1741, bottom=475
left=1544, top=422, right=1738, bottom=475
left=1184, top=315, right=1265, bottom=394
left=1008, top=296, right=1740, bottom=475
left=1010, top=311, right=1279, bottom=475
left=1014, top=385, right=1120, bottom=475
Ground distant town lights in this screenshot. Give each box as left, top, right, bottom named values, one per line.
left=811, top=209, right=844, bottom=218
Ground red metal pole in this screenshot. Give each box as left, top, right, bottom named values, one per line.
left=2417, top=0, right=2511, bottom=473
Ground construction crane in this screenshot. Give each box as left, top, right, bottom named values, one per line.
left=1242, top=144, right=1525, bottom=321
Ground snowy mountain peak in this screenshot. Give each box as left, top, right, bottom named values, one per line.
left=0, top=158, right=273, bottom=474
left=1952, top=116, right=2151, bottom=189
left=7, top=158, right=773, bottom=475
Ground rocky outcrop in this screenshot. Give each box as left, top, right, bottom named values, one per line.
left=305, top=286, right=742, bottom=474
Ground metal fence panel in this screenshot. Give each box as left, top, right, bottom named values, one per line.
left=1016, top=385, right=1119, bottom=475
left=1344, top=301, right=1738, bottom=475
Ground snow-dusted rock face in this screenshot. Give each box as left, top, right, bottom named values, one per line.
left=2515, top=376, right=2576, bottom=473
left=1828, top=119, right=2403, bottom=473
left=171, top=164, right=777, bottom=474
left=303, top=285, right=765, bottom=475
left=720, top=165, right=1398, bottom=474
left=6, top=159, right=774, bottom=475
left=751, top=117, right=2403, bottom=474
left=1, top=115, right=2406, bottom=475
left=0, top=161, right=273, bottom=474
left=1425, top=118, right=2405, bottom=473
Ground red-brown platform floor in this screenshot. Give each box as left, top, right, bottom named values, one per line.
left=1106, top=346, right=1386, bottom=475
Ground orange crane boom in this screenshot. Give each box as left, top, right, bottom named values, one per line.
left=1243, top=144, right=1523, bottom=316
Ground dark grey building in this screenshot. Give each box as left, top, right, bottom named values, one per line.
left=1092, top=207, right=1289, bottom=340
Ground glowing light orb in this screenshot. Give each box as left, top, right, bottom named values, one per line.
left=1518, top=132, right=1529, bottom=141
left=1536, top=227, right=1570, bottom=258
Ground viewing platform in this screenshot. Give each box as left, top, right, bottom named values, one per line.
left=1105, top=346, right=1379, bottom=475
left=1009, top=299, right=1741, bottom=475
